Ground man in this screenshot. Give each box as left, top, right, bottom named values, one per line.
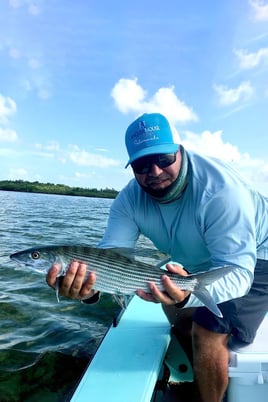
left=47, top=113, right=268, bottom=402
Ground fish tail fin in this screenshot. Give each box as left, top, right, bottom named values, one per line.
left=193, top=288, right=223, bottom=318
left=190, top=266, right=233, bottom=318
left=194, top=265, right=233, bottom=286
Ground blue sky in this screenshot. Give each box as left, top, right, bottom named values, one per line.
left=0, top=0, right=268, bottom=194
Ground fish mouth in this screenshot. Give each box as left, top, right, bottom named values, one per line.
left=10, top=259, right=31, bottom=267
left=9, top=256, right=21, bottom=264
left=10, top=255, right=36, bottom=268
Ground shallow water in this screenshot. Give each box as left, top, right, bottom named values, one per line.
left=0, top=191, right=146, bottom=401
left=0, top=190, right=160, bottom=401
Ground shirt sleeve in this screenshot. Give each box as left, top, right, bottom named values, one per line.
left=98, top=184, right=140, bottom=249
left=184, top=266, right=252, bottom=308
left=187, top=184, right=256, bottom=305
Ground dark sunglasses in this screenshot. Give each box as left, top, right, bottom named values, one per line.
left=131, top=153, right=177, bottom=174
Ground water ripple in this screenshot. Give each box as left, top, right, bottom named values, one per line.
left=0, top=191, right=119, bottom=401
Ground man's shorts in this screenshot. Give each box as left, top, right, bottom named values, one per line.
left=193, top=259, right=268, bottom=348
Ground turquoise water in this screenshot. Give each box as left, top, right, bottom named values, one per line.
left=0, top=191, right=124, bottom=401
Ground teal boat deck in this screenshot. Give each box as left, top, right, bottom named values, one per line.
left=71, top=297, right=268, bottom=402
left=71, top=296, right=171, bottom=402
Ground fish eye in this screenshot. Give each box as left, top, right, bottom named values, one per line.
left=31, top=251, right=40, bottom=260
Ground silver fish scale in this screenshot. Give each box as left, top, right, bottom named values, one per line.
left=57, top=246, right=197, bottom=295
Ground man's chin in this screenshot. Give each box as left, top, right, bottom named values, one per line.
left=140, top=183, right=173, bottom=198
left=149, top=185, right=168, bottom=192
left=146, top=179, right=171, bottom=190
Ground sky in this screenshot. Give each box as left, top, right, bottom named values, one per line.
left=0, top=0, right=268, bottom=194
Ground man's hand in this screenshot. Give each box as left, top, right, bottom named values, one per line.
left=46, top=261, right=97, bottom=300
left=136, top=263, right=190, bottom=305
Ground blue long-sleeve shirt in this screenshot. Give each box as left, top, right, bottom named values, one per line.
left=99, top=151, right=268, bottom=308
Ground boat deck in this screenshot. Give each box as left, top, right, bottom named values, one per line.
left=71, top=296, right=171, bottom=402
left=71, top=297, right=268, bottom=402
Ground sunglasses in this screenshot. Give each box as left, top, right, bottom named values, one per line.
left=131, top=153, right=177, bottom=174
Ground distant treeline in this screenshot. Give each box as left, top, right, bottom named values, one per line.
left=0, top=180, right=119, bottom=199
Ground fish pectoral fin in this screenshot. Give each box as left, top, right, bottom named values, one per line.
left=113, top=294, right=132, bottom=309
left=54, top=275, right=66, bottom=303
left=55, top=277, right=62, bottom=303
left=193, top=288, right=223, bottom=318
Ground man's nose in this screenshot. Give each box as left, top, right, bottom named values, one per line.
left=148, top=163, right=163, bottom=176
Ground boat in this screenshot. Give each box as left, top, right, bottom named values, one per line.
left=70, top=296, right=268, bottom=402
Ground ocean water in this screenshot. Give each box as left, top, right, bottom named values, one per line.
left=0, top=191, right=158, bottom=402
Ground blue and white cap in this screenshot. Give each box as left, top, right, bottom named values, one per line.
left=125, top=113, right=179, bottom=167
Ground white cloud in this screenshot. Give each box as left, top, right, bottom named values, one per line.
left=31, top=143, right=120, bottom=168
left=8, top=168, right=28, bottom=180
left=234, top=47, right=268, bottom=69
left=28, top=58, right=42, bottom=69
left=75, top=172, right=95, bottom=179
left=111, top=78, right=198, bottom=124
left=0, top=95, right=18, bottom=142
left=69, top=145, right=121, bottom=168
left=182, top=130, right=241, bottom=163
left=0, top=95, right=17, bottom=124
left=111, top=78, right=146, bottom=113
left=37, top=88, right=51, bottom=100
left=31, top=141, right=63, bottom=160
left=20, top=77, right=51, bottom=100
left=9, top=0, right=22, bottom=8
left=6, top=41, right=48, bottom=100
left=0, top=128, right=18, bottom=142
left=28, top=4, right=41, bottom=15
left=9, top=0, right=41, bottom=15
left=9, top=48, right=21, bottom=59
left=42, top=141, right=60, bottom=151
left=249, top=0, right=268, bottom=21
left=34, top=77, right=52, bottom=100
left=213, top=81, right=254, bottom=106
left=20, top=79, right=32, bottom=92
left=0, top=148, right=18, bottom=156
left=181, top=129, right=268, bottom=195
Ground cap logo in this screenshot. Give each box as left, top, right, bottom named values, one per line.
left=125, top=113, right=177, bottom=166
left=139, top=120, right=146, bottom=130
left=131, top=122, right=160, bottom=146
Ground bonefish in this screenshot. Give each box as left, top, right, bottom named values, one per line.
left=10, top=244, right=234, bottom=317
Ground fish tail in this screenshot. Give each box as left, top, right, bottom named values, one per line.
left=193, top=288, right=223, bottom=318
left=193, top=265, right=233, bottom=286
left=190, top=266, right=233, bottom=317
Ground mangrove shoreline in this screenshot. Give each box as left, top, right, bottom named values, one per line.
left=0, top=180, right=119, bottom=199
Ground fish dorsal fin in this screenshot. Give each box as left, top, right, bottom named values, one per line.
left=155, top=256, right=171, bottom=269
left=108, top=247, right=135, bottom=263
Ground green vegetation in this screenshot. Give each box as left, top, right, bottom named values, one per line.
left=0, top=180, right=118, bottom=199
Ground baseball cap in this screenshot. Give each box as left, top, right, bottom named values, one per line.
left=125, top=113, right=179, bottom=167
